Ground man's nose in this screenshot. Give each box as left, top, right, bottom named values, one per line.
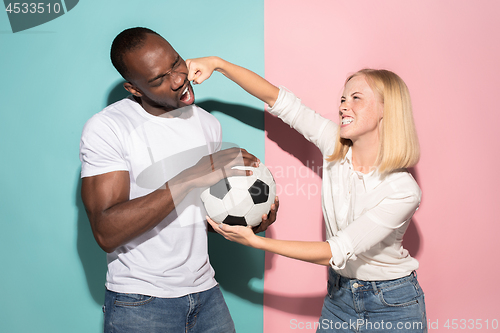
left=170, top=71, right=186, bottom=89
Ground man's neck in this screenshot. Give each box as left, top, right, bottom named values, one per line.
left=134, top=96, right=181, bottom=118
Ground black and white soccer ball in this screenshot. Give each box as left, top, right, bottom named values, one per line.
left=201, top=163, right=276, bottom=227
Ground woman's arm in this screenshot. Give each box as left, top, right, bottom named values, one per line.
left=186, top=57, right=280, bottom=107
left=187, top=57, right=338, bottom=156
left=207, top=217, right=332, bottom=266
left=208, top=191, right=420, bottom=268
left=326, top=193, right=420, bottom=269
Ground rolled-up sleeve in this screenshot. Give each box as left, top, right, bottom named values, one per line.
left=326, top=193, right=420, bottom=269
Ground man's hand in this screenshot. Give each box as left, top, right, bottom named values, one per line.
left=169, top=148, right=260, bottom=192
left=252, top=196, right=279, bottom=234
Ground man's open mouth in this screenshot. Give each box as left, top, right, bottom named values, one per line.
left=180, top=85, right=193, bottom=104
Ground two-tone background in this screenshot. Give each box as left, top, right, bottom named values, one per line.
left=1, top=1, right=499, bottom=332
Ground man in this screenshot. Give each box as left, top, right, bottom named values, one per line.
left=80, top=27, right=277, bottom=333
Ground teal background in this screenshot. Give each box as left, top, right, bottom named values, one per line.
left=0, top=1, right=266, bottom=332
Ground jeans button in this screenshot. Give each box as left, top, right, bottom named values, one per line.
left=353, top=283, right=359, bottom=288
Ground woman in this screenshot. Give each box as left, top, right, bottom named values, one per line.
left=187, top=57, right=426, bottom=332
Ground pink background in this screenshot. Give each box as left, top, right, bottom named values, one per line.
left=264, top=0, right=500, bottom=331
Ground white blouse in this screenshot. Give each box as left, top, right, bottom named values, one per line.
left=268, top=87, right=421, bottom=281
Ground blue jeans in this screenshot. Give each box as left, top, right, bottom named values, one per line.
left=317, top=268, right=427, bottom=333
left=103, top=285, right=235, bottom=333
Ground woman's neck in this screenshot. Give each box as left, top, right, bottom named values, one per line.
left=351, top=138, right=379, bottom=174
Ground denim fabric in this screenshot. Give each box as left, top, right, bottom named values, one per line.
left=103, top=285, right=235, bottom=333
left=317, top=268, right=426, bottom=333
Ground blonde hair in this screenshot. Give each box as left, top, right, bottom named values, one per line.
left=327, top=69, right=420, bottom=173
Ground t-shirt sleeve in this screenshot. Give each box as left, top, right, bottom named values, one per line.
left=326, top=192, right=420, bottom=269
left=79, top=114, right=128, bottom=178
left=267, top=86, right=338, bottom=156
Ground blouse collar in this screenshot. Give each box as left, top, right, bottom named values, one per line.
left=341, top=147, right=383, bottom=191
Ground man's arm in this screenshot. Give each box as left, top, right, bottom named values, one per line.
left=81, top=148, right=259, bottom=253
left=81, top=171, right=179, bottom=253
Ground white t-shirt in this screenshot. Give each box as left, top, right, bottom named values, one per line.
left=268, top=87, right=421, bottom=281
left=80, top=96, right=221, bottom=297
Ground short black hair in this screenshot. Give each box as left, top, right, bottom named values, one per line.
left=110, top=27, right=160, bottom=81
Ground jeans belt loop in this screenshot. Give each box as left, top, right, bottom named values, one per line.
left=371, top=281, right=378, bottom=294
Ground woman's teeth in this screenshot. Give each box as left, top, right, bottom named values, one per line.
left=342, top=118, right=353, bottom=125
